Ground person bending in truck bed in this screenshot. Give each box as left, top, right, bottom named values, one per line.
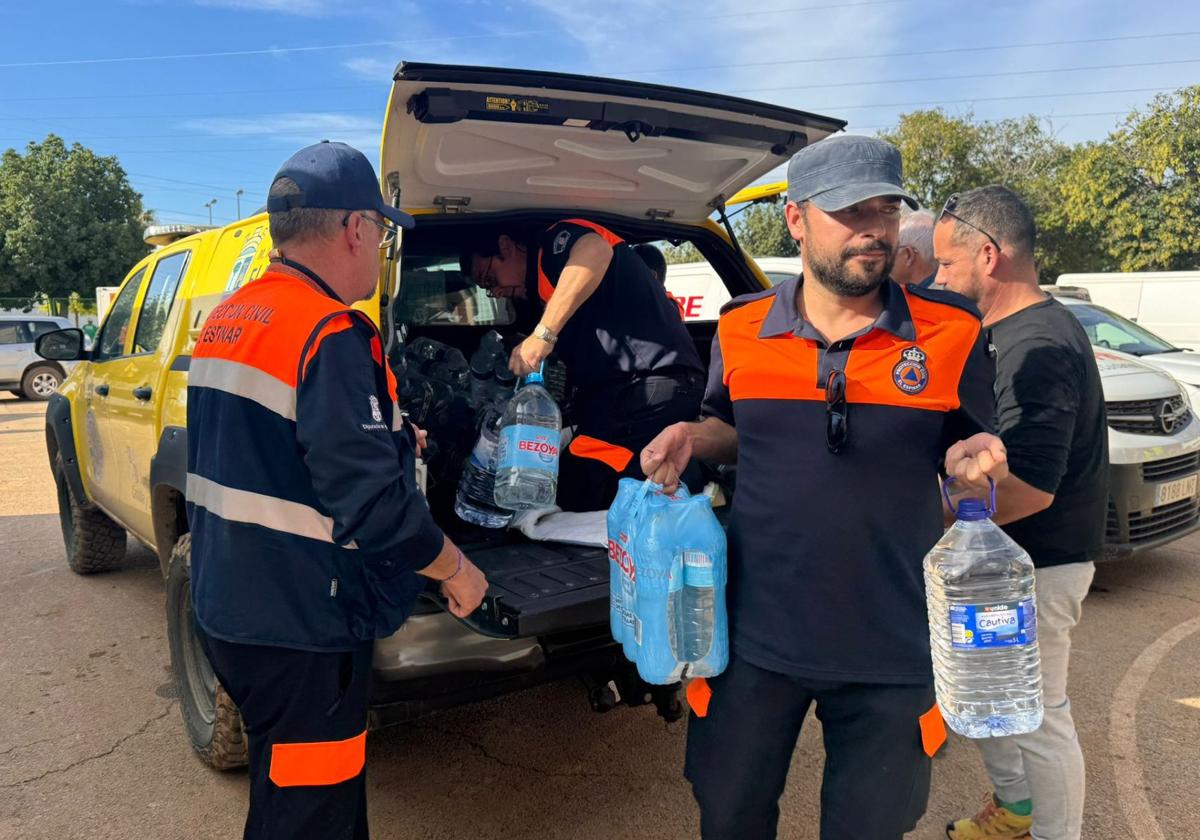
left=461, top=220, right=705, bottom=511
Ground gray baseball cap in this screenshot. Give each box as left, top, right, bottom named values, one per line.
left=787, top=134, right=918, bottom=212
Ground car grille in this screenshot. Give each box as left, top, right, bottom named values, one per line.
left=1126, top=497, right=1200, bottom=545
left=1142, top=452, right=1200, bottom=483
left=1106, top=395, right=1192, bottom=436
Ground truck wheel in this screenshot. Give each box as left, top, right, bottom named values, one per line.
left=166, top=534, right=248, bottom=770
left=21, top=365, right=62, bottom=401
left=54, top=454, right=126, bottom=574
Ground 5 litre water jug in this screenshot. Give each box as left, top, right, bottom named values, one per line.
left=925, top=484, right=1043, bottom=738
left=454, top=406, right=513, bottom=528
left=494, top=367, right=561, bottom=511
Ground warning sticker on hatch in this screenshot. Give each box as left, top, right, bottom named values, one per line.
left=485, top=96, right=550, bottom=114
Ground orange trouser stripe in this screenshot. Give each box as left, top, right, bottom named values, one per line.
left=919, top=704, right=947, bottom=757
left=269, top=730, right=367, bottom=788
left=686, top=677, right=713, bottom=718
left=568, top=435, right=634, bottom=472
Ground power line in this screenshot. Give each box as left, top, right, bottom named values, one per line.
left=0, top=2, right=911, bottom=70
left=849, top=110, right=1130, bottom=132
left=0, top=30, right=552, bottom=69
left=731, top=57, right=1200, bottom=94
left=627, top=30, right=1200, bottom=75
left=820, top=85, right=1175, bottom=112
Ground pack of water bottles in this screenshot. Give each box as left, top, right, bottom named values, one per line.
left=608, top=479, right=728, bottom=684
left=925, top=481, right=1043, bottom=739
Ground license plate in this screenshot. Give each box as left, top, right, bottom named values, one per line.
left=1155, top=474, right=1199, bottom=506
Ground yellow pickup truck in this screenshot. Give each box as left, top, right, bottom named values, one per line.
left=36, top=62, right=844, bottom=769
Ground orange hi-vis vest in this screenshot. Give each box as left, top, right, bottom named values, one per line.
left=186, top=270, right=427, bottom=650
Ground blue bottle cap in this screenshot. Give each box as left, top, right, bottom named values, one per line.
left=523, top=361, right=545, bottom=386
left=956, top=498, right=991, bottom=521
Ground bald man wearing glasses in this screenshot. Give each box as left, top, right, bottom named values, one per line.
left=459, top=220, right=705, bottom=511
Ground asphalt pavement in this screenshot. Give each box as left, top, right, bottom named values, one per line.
left=1, top=393, right=1198, bottom=839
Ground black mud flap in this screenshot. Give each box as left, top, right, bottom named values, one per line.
left=431, top=540, right=609, bottom=639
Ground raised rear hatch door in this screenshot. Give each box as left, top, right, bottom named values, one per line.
left=381, top=62, right=845, bottom=222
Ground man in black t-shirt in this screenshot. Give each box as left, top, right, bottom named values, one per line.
left=460, top=221, right=704, bottom=511
left=934, top=186, right=1107, bottom=840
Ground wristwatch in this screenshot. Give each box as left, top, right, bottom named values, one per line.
left=533, top=323, right=558, bottom=345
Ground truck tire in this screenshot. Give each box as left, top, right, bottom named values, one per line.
left=165, top=534, right=249, bottom=770
left=21, top=364, right=62, bottom=401
left=54, top=454, right=126, bottom=574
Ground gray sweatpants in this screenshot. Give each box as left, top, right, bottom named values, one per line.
left=976, top=561, right=1095, bottom=840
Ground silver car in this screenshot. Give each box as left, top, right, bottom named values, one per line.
left=0, top=314, right=76, bottom=400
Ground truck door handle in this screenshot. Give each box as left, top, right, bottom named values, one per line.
left=94, top=384, right=109, bottom=397
left=133, top=386, right=153, bottom=401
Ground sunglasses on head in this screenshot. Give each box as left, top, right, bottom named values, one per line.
left=825, top=368, right=848, bottom=455
left=939, top=194, right=1002, bottom=253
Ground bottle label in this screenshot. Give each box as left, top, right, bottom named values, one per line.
left=681, top=551, right=713, bottom=588
left=468, top=434, right=498, bottom=470
left=497, top=425, right=559, bottom=472
left=949, top=598, right=1037, bottom=650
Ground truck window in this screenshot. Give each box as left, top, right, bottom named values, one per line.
left=94, top=268, right=148, bottom=362
left=133, top=252, right=190, bottom=354
left=394, top=256, right=515, bottom=327
left=0, top=323, right=27, bottom=345
left=661, top=249, right=732, bottom=323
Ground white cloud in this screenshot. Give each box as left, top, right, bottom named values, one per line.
left=182, top=113, right=383, bottom=154
left=343, top=57, right=398, bottom=80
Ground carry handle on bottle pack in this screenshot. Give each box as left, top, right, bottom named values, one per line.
left=613, top=479, right=728, bottom=685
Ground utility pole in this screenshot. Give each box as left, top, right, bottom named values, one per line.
left=235, top=188, right=244, bottom=219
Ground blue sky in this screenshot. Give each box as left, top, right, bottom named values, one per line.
left=1, top=0, right=1197, bottom=228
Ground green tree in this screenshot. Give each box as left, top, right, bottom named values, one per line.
left=732, top=201, right=796, bottom=257
left=881, top=110, right=1091, bottom=281
left=879, top=110, right=989, bottom=208
left=0, top=135, right=148, bottom=298
left=1059, top=87, right=1200, bottom=272
left=663, top=240, right=702, bottom=264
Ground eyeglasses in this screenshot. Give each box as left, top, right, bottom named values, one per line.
left=938, top=194, right=1002, bottom=253
left=825, top=368, right=848, bottom=455
left=343, top=211, right=396, bottom=249
left=474, top=255, right=501, bottom=296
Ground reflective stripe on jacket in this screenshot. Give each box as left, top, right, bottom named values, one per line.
left=186, top=271, right=444, bottom=651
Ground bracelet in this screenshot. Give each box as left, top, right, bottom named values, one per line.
left=442, top=550, right=464, bottom=583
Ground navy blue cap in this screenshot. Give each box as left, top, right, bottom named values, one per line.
left=266, top=141, right=414, bottom=230
left=787, top=134, right=918, bottom=212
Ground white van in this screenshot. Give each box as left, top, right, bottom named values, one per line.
left=1056, top=272, right=1200, bottom=351
left=665, top=256, right=801, bottom=321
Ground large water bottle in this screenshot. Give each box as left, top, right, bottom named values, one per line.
left=494, top=367, right=561, bottom=510
left=454, top=407, right=513, bottom=528
left=674, top=551, right=715, bottom=660
left=925, top=486, right=1043, bottom=738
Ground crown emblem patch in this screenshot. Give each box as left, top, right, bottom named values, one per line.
left=892, top=346, right=929, bottom=395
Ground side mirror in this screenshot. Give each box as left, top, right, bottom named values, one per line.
left=36, top=328, right=88, bottom=361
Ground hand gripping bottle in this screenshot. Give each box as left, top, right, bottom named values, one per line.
left=494, top=365, right=561, bottom=511
left=925, top=481, right=1043, bottom=738
left=607, top=478, right=642, bottom=653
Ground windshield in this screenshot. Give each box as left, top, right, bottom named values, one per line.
left=1066, top=302, right=1177, bottom=356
